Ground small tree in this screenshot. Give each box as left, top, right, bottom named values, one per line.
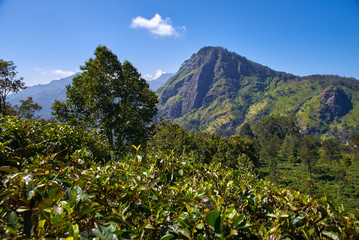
left=279, top=134, right=301, bottom=165
left=238, top=122, right=254, bottom=139
left=299, top=135, right=320, bottom=179
left=0, top=60, right=26, bottom=115
left=14, top=97, right=42, bottom=119
left=52, top=46, right=158, bottom=150
left=322, top=139, right=341, bottom=165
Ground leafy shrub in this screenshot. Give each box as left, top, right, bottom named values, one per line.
left=0, top=116, right=358, bottom=239
left=0, top=115, right=109, bottom=168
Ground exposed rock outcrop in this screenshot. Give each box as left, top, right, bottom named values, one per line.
left=156, top=46, right=359, bottom=138
left=157, top=47, right=294, bottom=120
left=318, top=87, right=352, bottom=121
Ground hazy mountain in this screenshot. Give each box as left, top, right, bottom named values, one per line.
left=8, top=74, right=78, bottom=119
left=157, top=46, right=359, bottom=139
left=148, top=73, right=174, bottom=91
left=7, top=71, right=171, bottom=120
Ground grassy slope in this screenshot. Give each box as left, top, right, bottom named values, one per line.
left=173, top=76, right=359, bottom=140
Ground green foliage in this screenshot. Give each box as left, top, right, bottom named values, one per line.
left=14, top=96, right=42, bottom=119
left=253, top=115, right=300, bottom=179
left=0, top=60, right=26, bottom=115
left=157, top=46, right=359, bottom=142
left=247, top=114, right=359, bottom=214
left=147, top=119, right=194, bottom=156
left=322, top=139, right=342, bottom=165
left=0, top=115, right=108, bottom=168
left=238, top=122, right=254, bottom=139
left=147, top=120, right=258, bottom=170
left=1, top=115, right=358, bottom=239
left=52, top=45, right=158, bottom=150
left=299, top=135, right=320, bottom=179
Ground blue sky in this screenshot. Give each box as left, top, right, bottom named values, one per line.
left=1, top=0, right=359, bottom=86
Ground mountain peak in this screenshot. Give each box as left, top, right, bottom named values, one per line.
left=157, top=46, right=359, bottom=138
left=196, top=46, right=227, bottom=55
left=157, top=46, right=291, bottom=121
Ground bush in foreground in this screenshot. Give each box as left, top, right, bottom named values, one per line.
left=0, top=116, right=358, bottom=239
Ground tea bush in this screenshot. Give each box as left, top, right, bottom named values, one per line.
left=0, top=115, right=109, bottom=168
left=0, top=116, right=358, bottom=239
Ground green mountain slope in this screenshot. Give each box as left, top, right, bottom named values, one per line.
left=157, top=47, right=359, bottom=139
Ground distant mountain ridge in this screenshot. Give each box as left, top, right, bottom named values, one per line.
left=148, top=73, right=174, bottom=91
left=8, top=74, right=78, bottom=119
left=7, top=72, right=172, bottom=119
left=157, top=46, right=359, bottom=139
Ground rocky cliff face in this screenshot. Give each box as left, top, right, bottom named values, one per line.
left=318, top=87, right=352, bottom=121
left=158, top=47, right=293, bottom=120
left=157, top=46, right=359, bottom=139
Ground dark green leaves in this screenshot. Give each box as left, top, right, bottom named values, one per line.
left=0, top=116, right=358, bottom=239
left=7, top=211, right=18, bottom=229
left=205, top=210, right=222, bottom=234
left=92, top=226, right=119, bottom=240
left=68, top=186, right=83, bottom=204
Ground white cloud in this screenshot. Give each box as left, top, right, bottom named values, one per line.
left=131, top=13, right=184, bottom=37
left=144, top=69, right=166, bottom=80
left=34, top=68, right=77, bottom=79
left=52, top=69, right=76, bottom=77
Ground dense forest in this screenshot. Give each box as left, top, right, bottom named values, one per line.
left=1, top=47, right=359, bottom=239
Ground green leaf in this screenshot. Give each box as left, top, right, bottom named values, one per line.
left=234, top=214, right=245, bottom=226
left=69, top=224, right=80, bottom=240
left=79, top=204, right=94, bottom=218
left=177, top=228, right=191, bottom=239
left=227, top=180, right=234, bottom=187
left=16, top=206, right=30, bottom=212
left=196, top=222, right=204, bottom=229
left=68, top=186, right=83, bottom=204
left=237, top=220, right=251, bottom=229
left=197, top=234, right=205, bottom=240
left=205, top=210, right=222, bottom=234
left=51, top=212, right=66, bottom=227
left=160, top=234, right=175, bottom=240
left=38, top=219, right=46, bottom=229
left=292, top=216, right=306, bottom=227
left=0, top=166, right=19, bottom=173
left=7, top=211, right=19, bottom=229
left=300, top=228, right=312, bottom=240
left=92, top=226, right=119, bottom=240
left=49, top=189, right=57, bottom=199
left=322, top=231, right=339, bottom=240
left=27, top=185, right=37, bottom=200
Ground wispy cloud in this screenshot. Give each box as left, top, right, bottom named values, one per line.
left=144, top=69, right=166, bottom=80
left=34, top=68, right=77, bottom=79
left=52, top=69, right=76, bottom=77
left=130, top=13, right=185, bottom=37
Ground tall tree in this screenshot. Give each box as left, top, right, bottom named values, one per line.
left=52, top=46, right=158, bottom=150
left=253, top=114, right=300, bottom=179
left=299, top=135, right=320, bottom=179
left=0, top=60, right=26, bottom=115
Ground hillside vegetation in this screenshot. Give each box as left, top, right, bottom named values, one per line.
left=0, top=116, right=358, bottom=239
left=157, top=47, right=359, bottom=140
